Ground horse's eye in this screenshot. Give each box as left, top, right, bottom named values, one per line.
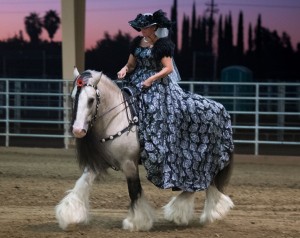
left=88, top=98, right=94, bottom=106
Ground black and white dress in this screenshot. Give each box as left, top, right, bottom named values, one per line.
left=128, top=36, right=234, bottom=192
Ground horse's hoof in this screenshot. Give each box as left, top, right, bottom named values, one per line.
left=122, top=218, right=134, bottom=231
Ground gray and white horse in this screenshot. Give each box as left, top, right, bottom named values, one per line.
left=55, top=68, right=234, bottom=231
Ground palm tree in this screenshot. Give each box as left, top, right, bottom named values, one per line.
left=43, top=10, right=60, bottom=42
left=24, top=12, right=43, bottom=44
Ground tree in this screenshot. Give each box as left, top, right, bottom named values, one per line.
left=217, top=15, right=224, bottom=72
left=206, top=0, right=218, bottom=52
left=195, top=17, right=202, bottom=50
left=254, top=14, right=263, bottom=77
left=237, top=11, right=244, bottom=63
left=217, top=15, right=223, bottom=57
left=85, top=31, right=131, bottom=77
left=43, top=10, right=60, bottom=42
left=170, top=0, right=178, bottom=56
left=24, top=12, right=43, bottom=44
left=191, top=2, right=197, bottom=50
left=181, top=15, right=190, bottom=54
left=199, top=17, right=207, bottom=51
left=179, top=15, right=191, bottom=78
left=223, top=13, right=234, bottom=66
left=248, top=23, right=253, bottom=52
left=254, top=14, right=262, bottom=56
left=281, top=32, right=293, bottom=52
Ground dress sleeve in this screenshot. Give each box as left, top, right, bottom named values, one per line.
left=129, top=36, right=143, bottom=55
left=152, top=38, right=175, bottom=61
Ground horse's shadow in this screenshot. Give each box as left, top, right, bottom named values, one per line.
left=90, top=213, right=205, bottom=232
left=26, top=217, right=204, bottom=235
left=25, top=222, right=65, bottom=233
left=26, top=222, right=91, bottom=234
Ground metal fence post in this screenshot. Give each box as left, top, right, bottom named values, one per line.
left=254, top=84, right=259, bottom=155
left=63, top=81, right=70, bottom=149
left=5, top=79, right=9, bottom=146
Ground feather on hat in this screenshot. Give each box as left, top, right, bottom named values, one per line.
left=128, top=9, right=172, bottom=33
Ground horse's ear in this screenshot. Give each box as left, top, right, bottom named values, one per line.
left=93, top=71, right=102, bottom=85
left=73, top=67, right=80, bottom=79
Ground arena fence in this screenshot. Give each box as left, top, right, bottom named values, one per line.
left=0, top=78, right=299, bottom=155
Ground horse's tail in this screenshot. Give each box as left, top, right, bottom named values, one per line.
left=214, top=151, right=234, bottom=193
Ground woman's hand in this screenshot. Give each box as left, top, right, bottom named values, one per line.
left=141, top=56, right=173, bottom=88
left=118, top=55, right=136, bottom=79
left=142, top=78, right=153, bottom=88
left=117, top=66, right=128, bottom=79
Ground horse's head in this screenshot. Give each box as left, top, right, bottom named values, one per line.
left=71, top=67, right=102, bottom=138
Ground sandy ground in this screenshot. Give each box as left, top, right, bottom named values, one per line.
left=0, top=147, right=299, bottom=238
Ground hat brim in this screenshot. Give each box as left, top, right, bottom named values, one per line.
left=128, top=21, right=157, bottom=32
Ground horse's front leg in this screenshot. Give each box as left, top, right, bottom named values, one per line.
left=121, top=160, right=155, bottom=231
left=55, top=168, right=96, bottom=230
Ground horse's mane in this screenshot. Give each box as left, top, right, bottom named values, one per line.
left=99, top=73, right=121, bottom=94
left=75, top=72, right=122, bottom=175
left=76, top=132, right=113, bottom=176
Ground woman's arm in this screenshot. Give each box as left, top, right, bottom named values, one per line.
left=142, top=56, right=173, bottom=88
left=117, top=54, right=136, bottom=79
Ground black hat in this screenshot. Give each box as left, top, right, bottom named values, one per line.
left=129, top=9, right=172, bottom=32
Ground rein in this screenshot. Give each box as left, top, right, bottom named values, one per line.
left=99, top=91, right=139, bottom=143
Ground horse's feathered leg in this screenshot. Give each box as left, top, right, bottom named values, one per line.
left=199, top=185, right=234, bottom=225
left=163, top=191, right=195, bottom=225
left=200, top=153, right=234, bottom=224
left=122, top=160, right=155, bottom=231
left=55, top=168, right=96, bottom=230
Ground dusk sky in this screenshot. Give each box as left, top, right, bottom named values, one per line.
left=1, top=0, right=300, bottom=50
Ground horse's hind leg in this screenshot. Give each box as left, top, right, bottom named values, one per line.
left=200, top=153, right=234, bottom=224
left=122, top=160, right=155, bottom=231
left=55, top=168, right=96, bottom=230
left=199, top=185, right=234, bottom=225
left=163, top=191, right=195, bottom=225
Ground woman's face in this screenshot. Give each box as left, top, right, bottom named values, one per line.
left=141, top=25, right=156, bottom=37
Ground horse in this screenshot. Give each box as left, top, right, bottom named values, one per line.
left=55, top=67, right=234, bottom=231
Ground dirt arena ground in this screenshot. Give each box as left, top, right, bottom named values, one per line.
left=0, top=147, right=299, bottom=238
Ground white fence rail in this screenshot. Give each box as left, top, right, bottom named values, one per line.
left=0, top=78, right=299, bottom=155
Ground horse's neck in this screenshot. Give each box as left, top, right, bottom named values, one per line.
left=96, top=76, right=128, bottom=132
left=98, top=76, right=122, bottom=106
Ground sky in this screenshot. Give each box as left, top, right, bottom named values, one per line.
left=0, top=0, right=300, bottom=50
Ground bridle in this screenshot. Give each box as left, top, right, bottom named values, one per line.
left=73, top=76, right=140, bottom=143
left=73, top=76, right=101, bottom=129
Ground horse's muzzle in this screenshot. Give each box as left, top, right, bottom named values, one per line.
left=72, top=127, right=87, bottom=138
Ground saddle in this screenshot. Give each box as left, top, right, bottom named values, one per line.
left=121, top=86, right=139, bottom=124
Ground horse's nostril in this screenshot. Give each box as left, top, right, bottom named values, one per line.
left=72, top=128, right=87, bottom=138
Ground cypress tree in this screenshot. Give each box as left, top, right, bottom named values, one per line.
left=217, top=15, right=224, bottom=72
left=200, top=17, right=207, bottom=51
left=254, top=14, right=262, bottom=78
left=191, top=2, right=197, bottom=50
left=170, top=0, right=178, bottom=55
left=248, top=23, right=253, bottom=53
left=237, top=11, right=244, bottom=63
left=180, top=15, right=191, bottom=78
left=223, top=13, right=233, bottom=65
left=255, top=14, right=262, bottom=56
